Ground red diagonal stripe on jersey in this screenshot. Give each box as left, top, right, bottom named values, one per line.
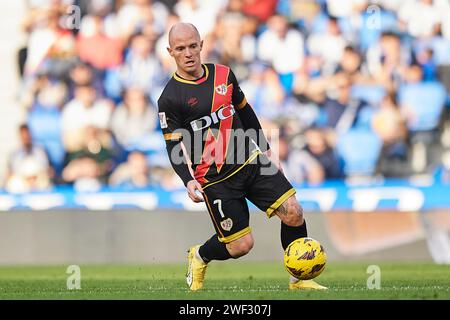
left=195, top=64, right=233, bottom=184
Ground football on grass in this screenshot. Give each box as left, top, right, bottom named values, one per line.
left=284, top=237, right=327, bottom=280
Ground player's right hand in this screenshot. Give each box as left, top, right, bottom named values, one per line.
left=186, top=180, right=204, bottom=203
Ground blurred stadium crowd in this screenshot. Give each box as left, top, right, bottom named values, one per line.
left=5, top=0, right=450, bottom=193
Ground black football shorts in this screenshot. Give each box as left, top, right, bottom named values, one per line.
left=202, top=153, right=296, bottom=243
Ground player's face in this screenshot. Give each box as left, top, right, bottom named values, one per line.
left=168, top=31, right=203, bottom=79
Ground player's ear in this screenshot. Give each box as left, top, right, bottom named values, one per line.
left=200, top=40, right=203, bottom=51
left=167, top=47, right=173, bottom=57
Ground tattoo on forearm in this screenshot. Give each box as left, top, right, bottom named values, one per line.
left=277, top=202, right=288, bottom=215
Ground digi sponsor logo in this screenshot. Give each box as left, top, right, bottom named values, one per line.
left=190, top=104, right=235, bottom=131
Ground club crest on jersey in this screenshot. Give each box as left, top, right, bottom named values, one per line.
left=158, top=112, right=168, bottom=129
left=215, top=84, right=227, bottom=95
left=220, top=218, right=233, bottom=231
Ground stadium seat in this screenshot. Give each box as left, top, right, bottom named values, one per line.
left=354, top=106, right=374, bottom=129
left=398, top=82, right=447, bottom=132
left=430, top=37, right=450, bottom=66
left=336, top=128, right=382, bottom=176
left=27, top=105, right=65, bottom=174
left=414, top=37, right=450, bottom=67
left=358, top=10, right=398, bottom=51
left=314, top=107, right=329, bottom=128
left=123, top=131, right=166, bottom=154
left=276, top=0, right=290, bottom=16
left=350, top=84, right=386, bottom=107
left=278, top=72, right=294, bottom=94
left=310, top=13, right=329, bottom=34
left=337, top=17, right=353, bottom=41
left=103, top=68, right=123, bottom=103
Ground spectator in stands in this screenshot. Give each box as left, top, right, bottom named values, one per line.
left=403, top=63, right=427, bottom=85
left=110, top=87, right=158, bottom=151
left=22, top=7, right=77, bottom=77
left=62, top=126, right=114, bottom=191
left=320, top=72, right=369, bottom=135
left=109, top=151, right=153, bottom=188
left=155, top=12, right=181, bottom=74
left=400, top=64, right=430, bottom=128
left=399, top=63, right=447, bottom=173
left=78, top=0, right=115, bottom=18
left=225, top=0, right=244, bottom=13
left=239, top=63, right=285, bottom=120
left=439, top=0, right=450, bottom=40
left=27, top=79, right=67, bottom=175
left=112, top=33, right=165, bottom=102
left=241, top=0, right=278, bottom=23
left=306, top=16, right=347, bottom=75
left=5, top=124, right=52, bottom=193
left=398, top=0, right=441, bottom=38
left=199, top=32, right=222, bottom=66
left=372, top=92, right=408, bottom=150
left=415, top=48, right=438, bottom=82
left=304, top=127, right=343, bottom=179
left=257, top=14, right=305, bottom=82
left=325, top=0, right=366, bottom=19
left=31, top=78, right=68, bottom=111
left=115, top=0, right=169, bottom=38
left=366, top=31, right=410, bottom=90
left=290, top=65, right=328, bottom=104
left=278, top=136, right=325, bottom=185
left=282, top=93, right=321, bottom=135
left=61, top=155, right=103, bottom=192
left=281, top=0, right=323, bottom=33
left=76, top=14, right=123, bottom=71
left=336, top=46, right=369, bottom=84
left=214, top=12, right=256, bottom=77
left=372, top=92, right=409, bottom=176
left=61, top=84, right=113, bottom=153
left=67, top=62, right=104, bottom=100
left=173, top=0, right=222, bottom=37
left=20, top=72, right=57, bottom=110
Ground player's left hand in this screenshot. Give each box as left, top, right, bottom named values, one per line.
left=186, top=179, right=205, bottom=203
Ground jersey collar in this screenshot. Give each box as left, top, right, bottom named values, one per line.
left=173, top=64, right=209, bottom=85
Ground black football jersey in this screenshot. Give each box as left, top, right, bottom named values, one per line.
left=158, top=63, right=260, bottom=187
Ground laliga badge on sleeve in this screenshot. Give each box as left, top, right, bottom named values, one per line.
left=159, top=112, right=168, bottom=129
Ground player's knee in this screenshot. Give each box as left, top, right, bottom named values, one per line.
left=284, top=203, right=304, bottom=227
left=227, top=234, right=254, bottom=258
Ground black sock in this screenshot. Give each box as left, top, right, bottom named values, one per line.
left=198, top=234, right=233, bottom=263
left=281, top=220, right=308, bottom=250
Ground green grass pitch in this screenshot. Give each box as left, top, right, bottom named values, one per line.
left=0, top=261, right=449, bottom=300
